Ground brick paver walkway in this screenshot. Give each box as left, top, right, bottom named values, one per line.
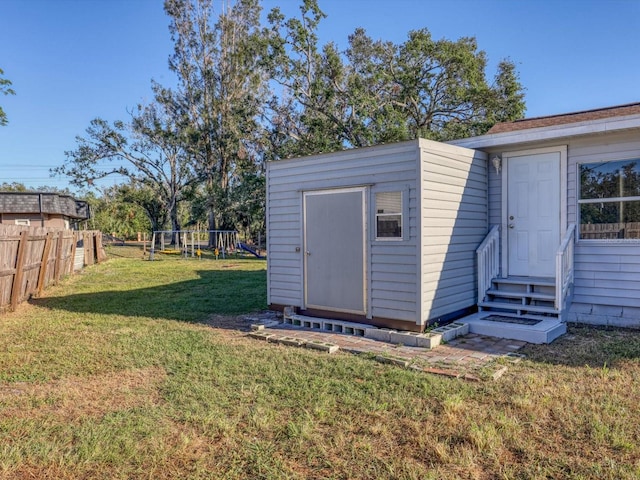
left=256, top=323, right=526, bottom=380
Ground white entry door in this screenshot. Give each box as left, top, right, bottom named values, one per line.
left=303, top=188, right=366, bottom=314
left=507, top=152, right=561, bottom=277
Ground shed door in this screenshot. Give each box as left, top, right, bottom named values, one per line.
left=303, top=188, right=366, bottom=314
left=507, top=152, right=560, bottom=276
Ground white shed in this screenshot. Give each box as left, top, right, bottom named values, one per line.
left=266, top=138, right=487, bottom=331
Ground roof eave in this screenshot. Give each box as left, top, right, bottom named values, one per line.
left=449, top=113, right=640, bottom=150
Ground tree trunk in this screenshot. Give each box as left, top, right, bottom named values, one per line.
left=170, top=204, right=181, bottom=247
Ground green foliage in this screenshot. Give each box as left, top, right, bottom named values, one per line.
left=54, top=0, right=527, bottom=239
left=0, top=181, right=27, bottom=192
left=228, top=172, right=265, bottom=242
left=84, top=188, right=152, bottom=239
left=264, top=0, right=526, bottom=157
left=0, top=182, right=72, bottom=194
left=162, top=0, right=268, bottom=235
left=0, top=67, right=15, bottom=127
left=54, top=101, right=200, bottom=233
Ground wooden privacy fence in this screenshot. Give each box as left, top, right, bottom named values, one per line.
left=581, top=222, right=640, bottom=239
left=0, top=226, right=106, bottom=312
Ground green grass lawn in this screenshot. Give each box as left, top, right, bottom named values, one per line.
left=0, top=244, right=639, bottom=479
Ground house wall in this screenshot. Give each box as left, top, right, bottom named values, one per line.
left=266, top=140, right=421, bottom=325
left=0, top=213, right=67, bottom=228
left=419, top=139, right=488, bottom=323
left=567, top=131, right=640, bottom=327
left=484, top=130, right=640, bottom=327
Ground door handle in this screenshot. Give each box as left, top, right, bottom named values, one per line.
left=305, top=251, right=311, bottom=256
left=508, top=224, right=515, bottom=229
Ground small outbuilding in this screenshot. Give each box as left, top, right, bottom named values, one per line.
left=266, top=139, right=487, bottom=331
left=267, top=103, right=640, bottom=342
left=0, top=191, right=90, bottom=229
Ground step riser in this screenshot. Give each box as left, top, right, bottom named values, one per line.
left=466, top=317, right=567, bottom=344
left=491, top=285, right=555, bottom=295
left=492, top=277, right=555, bottom=287
left=479, top=310, right=560, bottom=322
left=482, top=297, right=555, bottom=310
left=479, top=301, right=559, bottom=315
left=483, top=276, right=560, bottom=319
left=486, top=300, right=555, bottom=310
left=487, top=289, right=554, bottom=301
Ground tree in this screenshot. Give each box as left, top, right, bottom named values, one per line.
left=228, top=171, right=265, bottom=242
left=161, top=0, right=269, bottom=242
left=0, top=67, right=15, bottom=126
left=0, top=182, right=27, bottom=192
left=83, top=187, right=151, bottom=239
left=264, top=0, right=526, bottom=156
left=0, top=182, right=72, bottom=194
left=54, top=99, right=200, bottom=237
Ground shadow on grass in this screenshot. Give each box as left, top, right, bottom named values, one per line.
left=30, top=269, right=267, bottom=326
left=519, top=325, right=640, bottom=368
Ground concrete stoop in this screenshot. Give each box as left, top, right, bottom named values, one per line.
left=461, top=312, right=567, bottom=344
left=278, top=310, right=470, bottom=350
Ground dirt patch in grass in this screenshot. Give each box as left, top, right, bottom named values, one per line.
left=0, top=366, right=167, bottom=422
left=202, top=314, right=255, bottom=332
left=521, top=324, right=640, bottom=368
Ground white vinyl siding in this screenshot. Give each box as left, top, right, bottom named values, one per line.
left=267, top=138, right=485, bottom=327
left=483, top=130, right=640, bottom=325
left=419, top=139, right=487, bottom=323
left=267, top=141, right=420, bottom=320
left=568, top=132, right=640, bottom=321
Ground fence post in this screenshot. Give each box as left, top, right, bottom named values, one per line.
left=37, top=231, right=54, bottom=295
left=95, top=232, right=105, bottom=263
left=54, top=230, right=64, bottom=283
left=70, top=231, right=78, bottom=272
left=64, top=231, right=73, bottom=275
left=10, top=230, right=29, bottom=311
left=84, top=232, right=93, bottom=266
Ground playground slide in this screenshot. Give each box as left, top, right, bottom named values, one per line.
left=237, top=242, right=264, bottom=258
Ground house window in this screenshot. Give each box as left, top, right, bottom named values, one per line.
left=14, top=219, right=30, bottom=226
left=375, top=191, right=402, bottom=239
left=579, top=158, right=640, bottom=239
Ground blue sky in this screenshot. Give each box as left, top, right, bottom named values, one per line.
left=0, top=0, right=639, bottom=193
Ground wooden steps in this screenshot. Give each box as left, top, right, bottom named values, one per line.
left=478, top=301, right=559, bottom=315
left=479, top=276, right=559, bottom=320
left=484, top=289, right=554, bottom=301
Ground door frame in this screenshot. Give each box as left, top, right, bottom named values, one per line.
left=302, top=186, right=368, bottom=315
left=501, top=145, right=567, bottom=278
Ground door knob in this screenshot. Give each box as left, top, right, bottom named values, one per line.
left=508, top=224, right=515, bottom=229
left=305, top=250, right=311, bottom=256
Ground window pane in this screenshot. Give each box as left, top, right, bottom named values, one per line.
left=377, top=214, right=402, bottom=238
left=580, top=200, right=640, bottom=239
left=580, top=159, right=640, bottom=200
left=376, top=191, right=401, bottom=214
left=375, top=191, right=402, bottom=239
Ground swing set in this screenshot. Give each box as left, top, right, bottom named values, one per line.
left=149, top=230, right=239, bottom=260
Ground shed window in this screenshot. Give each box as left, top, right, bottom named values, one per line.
left=579, top=158, right=640, bottom=239
left=14, top=219, right=30, bottom=226
left=375, top=191, right=402, bottom=239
